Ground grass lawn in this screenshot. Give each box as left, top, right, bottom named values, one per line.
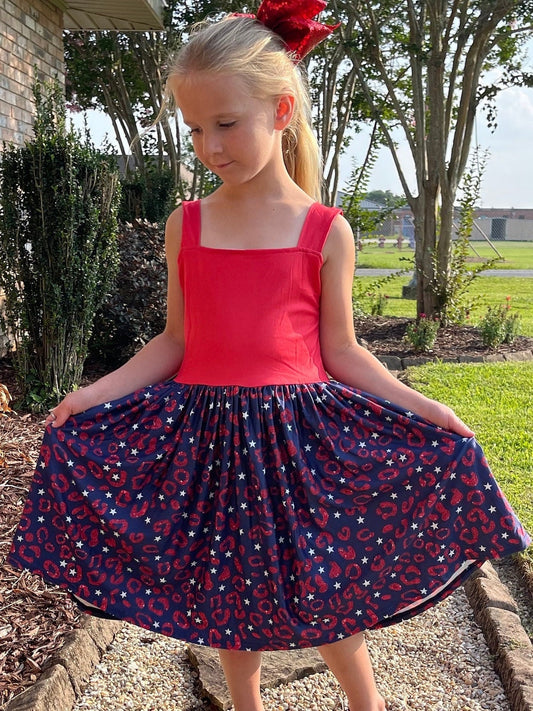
left=407, top=361, right=533, bottom=560
left=356, top=240, right=533, bottom=271
left=354, top=275, right=533, bottom=336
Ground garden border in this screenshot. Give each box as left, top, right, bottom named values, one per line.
left=377, top=348, right=533, bottom=371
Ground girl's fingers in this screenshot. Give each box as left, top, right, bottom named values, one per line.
left=449, top=411, right=475, bottom=438
left=45, top=406, right=70, bottom=428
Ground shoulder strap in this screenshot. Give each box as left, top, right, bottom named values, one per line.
left=180, top=200, right=201, bottom=248
left=298, top=203, right=343, bottom=252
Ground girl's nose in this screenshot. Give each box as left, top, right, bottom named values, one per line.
left=203, top=132, right=222, bottom=155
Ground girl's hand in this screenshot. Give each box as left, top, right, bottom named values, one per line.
left=45, top=389, right=94, bottom=428
left=422, top=399, right=475, bottom=438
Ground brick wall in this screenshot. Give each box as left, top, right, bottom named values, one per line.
left=0, top=1, right=64, bottom=356
left=0, top=0, right=64, bottom=147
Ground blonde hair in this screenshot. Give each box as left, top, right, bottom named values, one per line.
left=165, top=15, right=323, bottom=201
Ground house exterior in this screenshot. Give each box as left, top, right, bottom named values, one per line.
left=0, top=0, right=165, bottom=356
left=0, top=0, right=164, bottom=147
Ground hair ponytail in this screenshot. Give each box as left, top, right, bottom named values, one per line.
left=282, top=77, right=322, bottom=202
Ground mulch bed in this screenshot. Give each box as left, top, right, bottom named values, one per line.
left=1, top=319, right=533, bottom=707
left=0, top=404, right=82, bottom=707
left=354, top=316, right=533, bottom=360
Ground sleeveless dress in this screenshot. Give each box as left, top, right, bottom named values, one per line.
left=8, top=200, right=530, bottom=651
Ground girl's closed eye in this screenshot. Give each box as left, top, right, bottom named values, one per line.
left=219, top=121, right=236, bottom=128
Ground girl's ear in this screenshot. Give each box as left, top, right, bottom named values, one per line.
left=274, top=94, right=295, bottom=129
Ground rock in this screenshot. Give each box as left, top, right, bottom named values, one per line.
left=504, top=350, right=533, bottom=362
left=187, top=645, right=327, bottom=710
left=4, top=665, right=75, bottom=711
left=458, top=355, right=485, bottom=363
left=45, top=628, right=101, bottom=695
left=514, top=684, right=533, bottom=711
left=401, top=356, right=432, bottom=367
left=495, top=648, right=533, bottom=711
left=464, top=568, right=519, bottom=615
left=401, top=282, right=417, bottom=300
left=378, top=355, right=403, bottom=371
left=83, top=617, right=123, bottom=654
left=484, top=353, right=506, bottom=362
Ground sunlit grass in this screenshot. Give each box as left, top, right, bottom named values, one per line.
left=354, top=276, right=533, bottom=336
left=356, top=240, right=533, bottom=270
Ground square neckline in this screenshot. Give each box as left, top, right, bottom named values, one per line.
left=195, top=201, right=320, bottom=253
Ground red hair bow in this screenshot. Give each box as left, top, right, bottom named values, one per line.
left=237, top=0, right=339, bottom=61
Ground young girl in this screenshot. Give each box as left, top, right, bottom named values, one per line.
left=9, top=2, right=530, bottom=710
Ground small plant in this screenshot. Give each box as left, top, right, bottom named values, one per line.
left=370, top=292, right=389, bottom=316
left=504, top=312, right=521, bottom=344
left=353, top=263, right=411, bottom=317
left=479, top=296, right=521, bottom=348
left=404, top=314, right=440, bottom=352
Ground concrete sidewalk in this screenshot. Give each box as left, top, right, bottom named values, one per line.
left=356, top=268, right=533, bottom=278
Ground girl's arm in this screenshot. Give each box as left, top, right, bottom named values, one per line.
left=48, top=207, right=186, bottom=427
left=319, top=216, right=474, bottom=437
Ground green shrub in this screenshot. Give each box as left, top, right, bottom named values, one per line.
left=479, top=297, right=521, bottom=348
left=353, top=264, right=411, bottom=317
left=119, top=164, right=175, bottom=223
left=430, top=150, right=500, bottom=326
left=0, top=80, right=120, bottom=409
left=87, top=220, right=166, bottom=368
left=404, top=314, right=440, bottom=352
left=370, top=292, right=389, bottom=316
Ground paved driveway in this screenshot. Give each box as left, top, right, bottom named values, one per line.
left=356, top=268, right=533, bottom=277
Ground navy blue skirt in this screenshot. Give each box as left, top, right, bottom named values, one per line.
left=8, top=379, right=530, bottom=650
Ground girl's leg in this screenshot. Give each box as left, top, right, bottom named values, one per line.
left=318, top=633, right=386, bottom=711
left=218, top=649, right=265, bottom=711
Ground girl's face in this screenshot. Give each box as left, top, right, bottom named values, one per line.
left=170, top=72, right=292, bottom=187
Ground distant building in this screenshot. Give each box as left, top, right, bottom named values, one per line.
left=338, top=194, right=533, bottom=242
left=475, top=208, right=533, bottom=221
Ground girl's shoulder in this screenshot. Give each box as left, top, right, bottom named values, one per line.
left=166, top=203, right=185, bottom=229
left=164, top=204, right=185, bottom=258
left=321, top=210, right=354, bottom=260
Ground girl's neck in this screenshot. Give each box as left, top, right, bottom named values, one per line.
left=212, top=164, right=309, bottom=207
left=199, top=182, right=314, bottom=251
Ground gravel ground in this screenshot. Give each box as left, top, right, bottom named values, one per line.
left=72, top=586, right=509, bottom=711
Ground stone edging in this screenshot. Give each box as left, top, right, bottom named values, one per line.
left=377, top=348, right=533, bottom=371
left=5, top=616, right=123, bottom=711
left=5, top=560, right=532, bottom=711
left=464, top=562, right=533, bottom=711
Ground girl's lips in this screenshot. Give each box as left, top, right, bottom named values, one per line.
left=213, top=161, right=234, bottom=169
